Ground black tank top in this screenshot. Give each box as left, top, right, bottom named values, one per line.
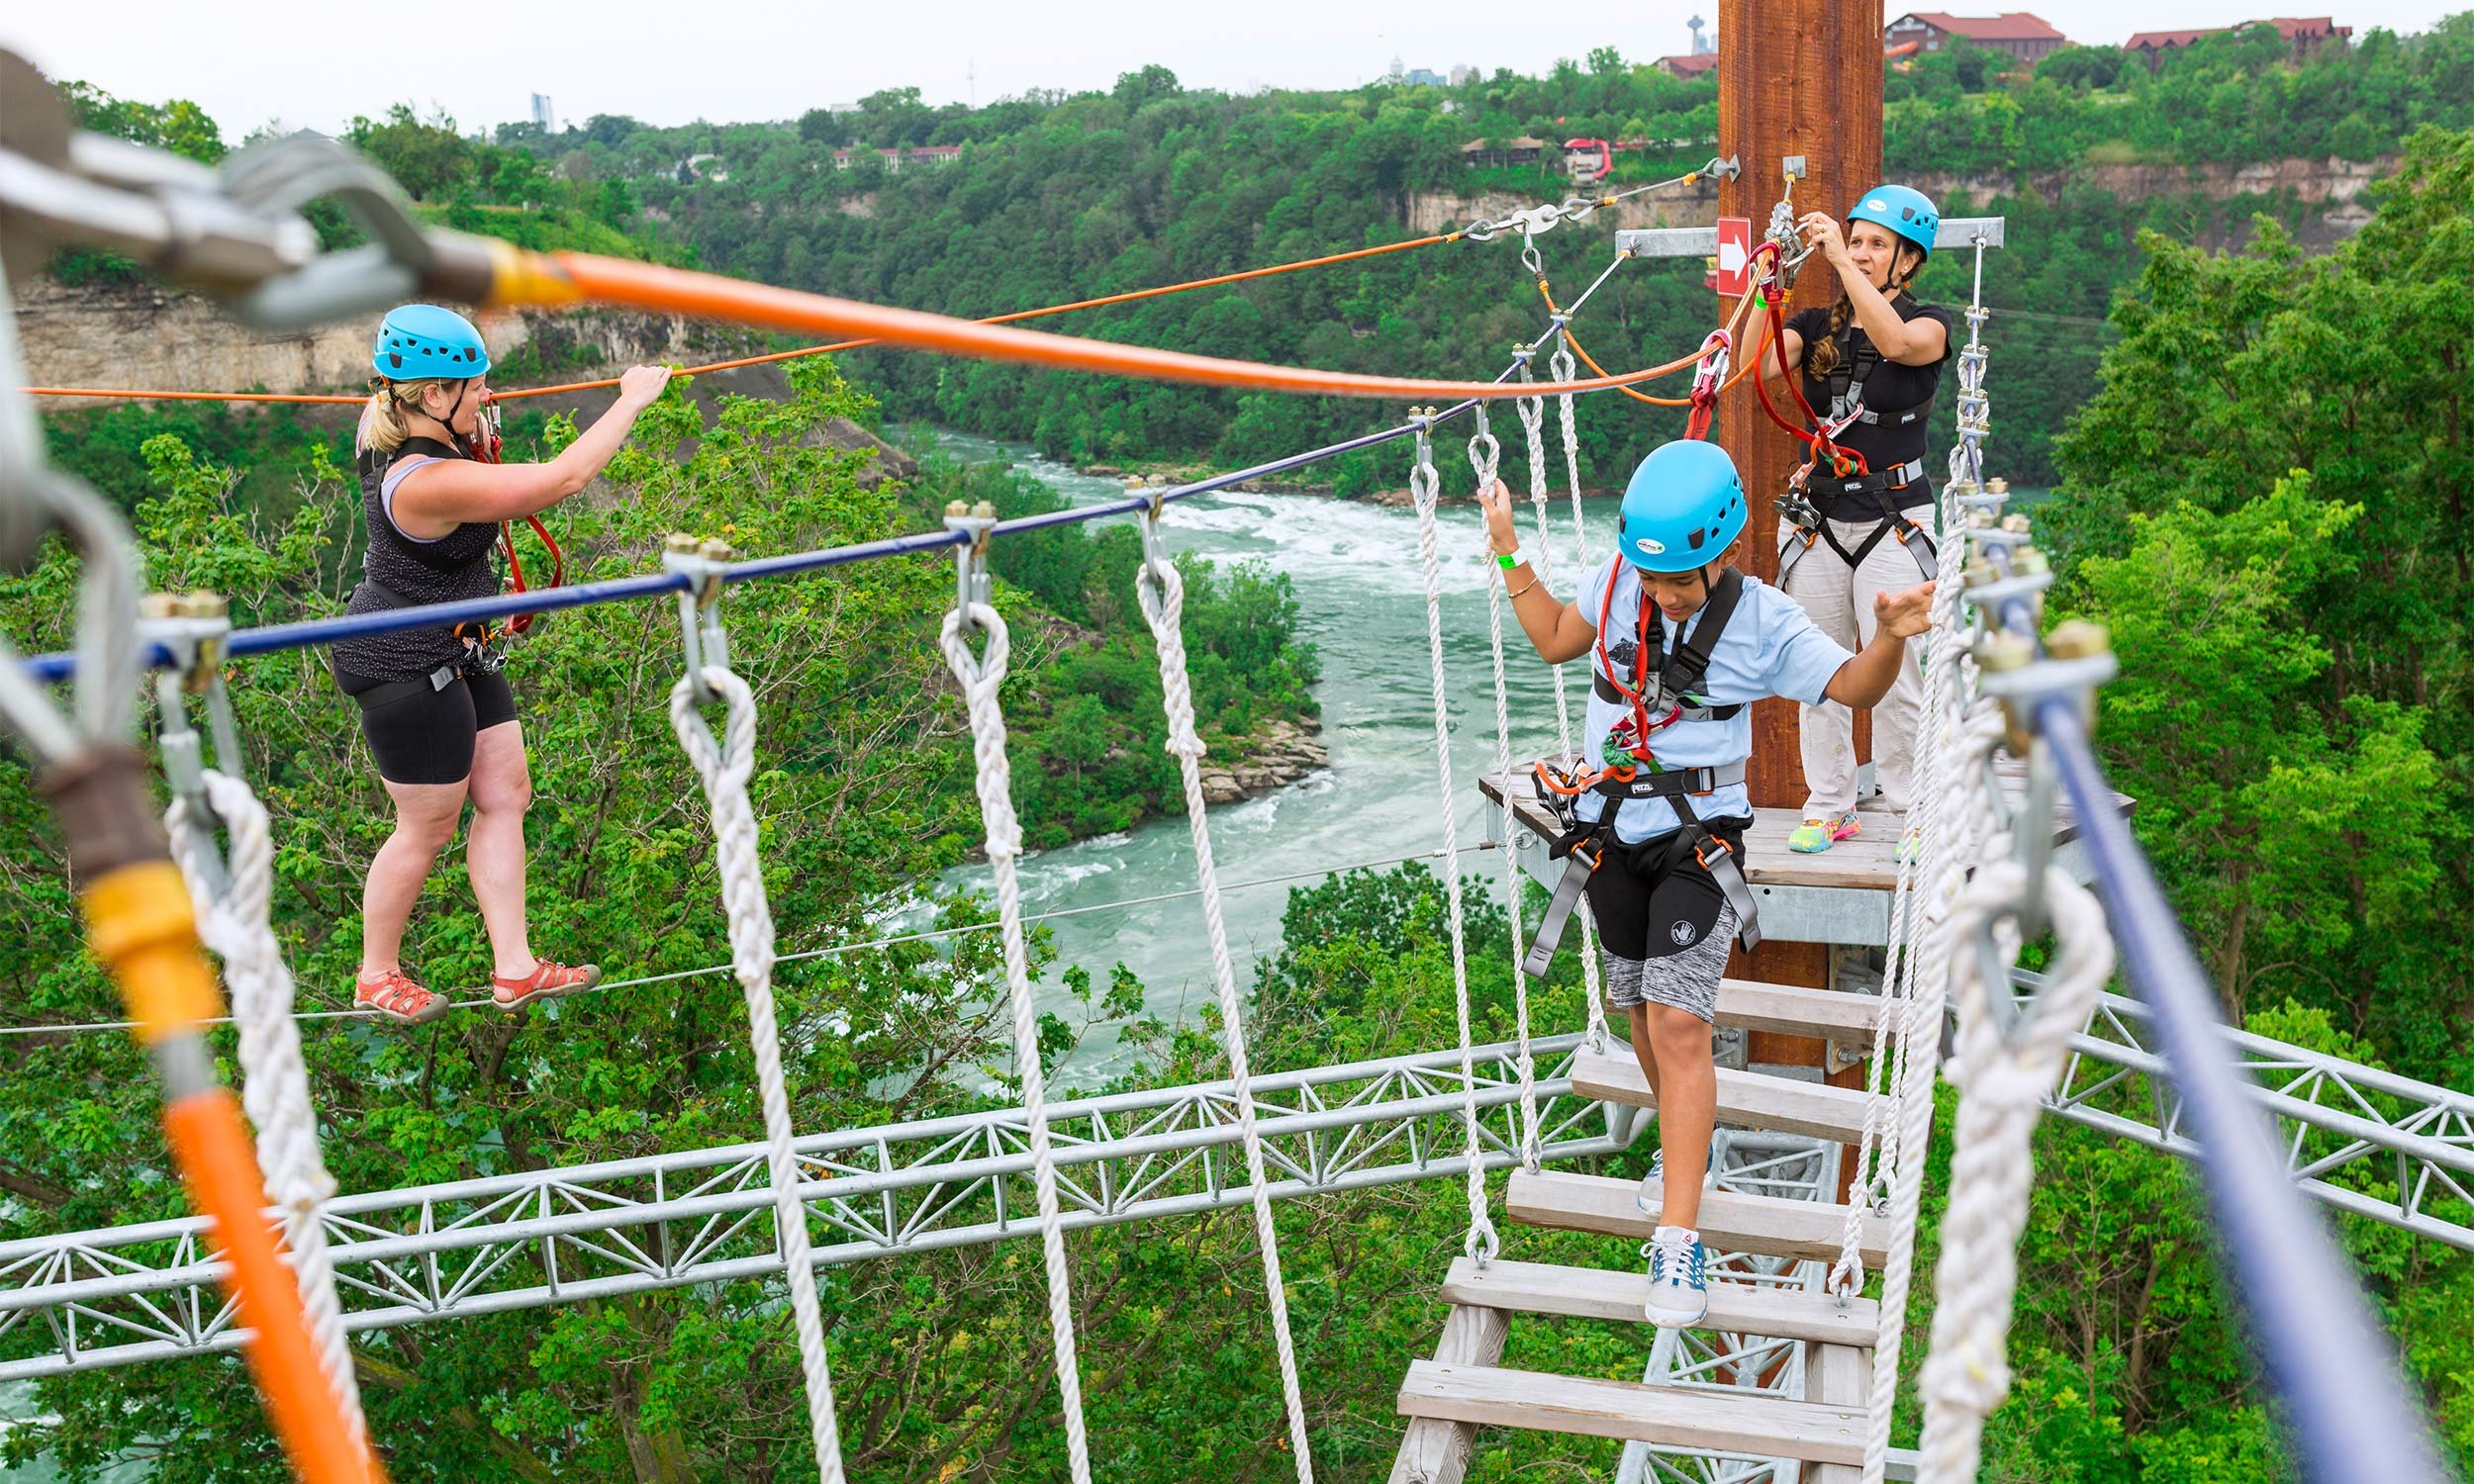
left=1786, top=297, right=1954, bottom=481
left=331, top=436, right=501, bottom=684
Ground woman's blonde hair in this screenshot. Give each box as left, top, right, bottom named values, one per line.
left=358, top=377, right=464, bottom=457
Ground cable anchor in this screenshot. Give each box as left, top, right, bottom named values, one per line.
left=663, top=533, right=737, bottom=707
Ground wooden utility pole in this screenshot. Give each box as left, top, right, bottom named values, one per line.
left=1714, top=0, right=1883, bottom=1046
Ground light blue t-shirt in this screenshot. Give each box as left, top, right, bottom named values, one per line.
left=1574, top=557, right=1853, bottom=843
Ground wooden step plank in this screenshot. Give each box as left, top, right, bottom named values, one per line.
left=1809, top=1345, right=1874, bottom=1483
left=1569, top=1047, right=1878, bottom=1143
left=1437, top=1256, right=1878, bottom=1346
left=1711, top=979, right=1880, bottom=1039
left=1388, top=1304, right=1508, bottom=1484
left=1509, top=1169, right=1890, bottom=1267
left=1398, top=1360, right=1866, bottom=1466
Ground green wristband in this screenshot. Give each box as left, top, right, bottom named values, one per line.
left=1497, top=551, right=1521, bottom=571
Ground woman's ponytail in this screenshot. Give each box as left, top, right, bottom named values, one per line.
left=359, top=377, right=455, bottom=457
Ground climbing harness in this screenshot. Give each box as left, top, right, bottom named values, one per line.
left=1772, top=459, right=1940, bottom=588
left=663, top=536, right=849, bottom=1483
left=1522, top=563, right=1762, bottom=978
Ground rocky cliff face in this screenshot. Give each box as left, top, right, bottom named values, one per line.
left=1410, top=153, right=2391, bottom=250
left=12, top=279, right=738, bottom=409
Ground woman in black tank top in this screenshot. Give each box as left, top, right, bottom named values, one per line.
left=1760, top=187, right=1951, bottom=857
left=342, top=304, right=672, bottom=1025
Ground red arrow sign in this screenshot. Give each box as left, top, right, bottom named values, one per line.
left=1713, top=217, right=1754, bottom=298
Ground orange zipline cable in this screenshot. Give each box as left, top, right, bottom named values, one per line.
left=1538, top=256, right=1765, bottom=407
left=489, top=243, right=1738, bottom=401
left=23, top=231, right=1467, bottom=408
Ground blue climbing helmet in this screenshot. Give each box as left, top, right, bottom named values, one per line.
left=1617, top=440, right=1747, bottom=574
left=1847, top=184, right=1940, bottom=262
left=371, top=304, right=490, bottom=380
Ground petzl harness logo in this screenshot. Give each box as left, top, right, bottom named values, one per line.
left=1669, top=919, right=1700, bottom=947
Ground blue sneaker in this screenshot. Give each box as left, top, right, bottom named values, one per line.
left=1637, top=1140, right=1719, bottom=1214
left=1643, top=1226, right=1708, bottom=1326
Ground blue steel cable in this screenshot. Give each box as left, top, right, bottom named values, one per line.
left=2039, top=699, right=2447, bottom=1483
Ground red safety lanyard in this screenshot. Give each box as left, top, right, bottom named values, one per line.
left=1593, top=570, right=1682, bottom=756
left=469, top=405, right=563, bottom=637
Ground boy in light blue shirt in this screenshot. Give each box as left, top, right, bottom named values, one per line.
left=1480, top=438, right=1933, bottom=1327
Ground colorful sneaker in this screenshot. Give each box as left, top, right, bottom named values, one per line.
left=1642, top=1226, right=1709, bottom=1327
left=491, top=959, right=602, bottom=1012
left=354, top=968, right=450, bottom=1026
left=1637, top=1140, right=1719, bottom=1213
left=1788, top=808, right=1861, bottom=854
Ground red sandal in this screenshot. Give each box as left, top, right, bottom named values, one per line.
left=355, top=969, right=450, bottom=1026
left=492, top=959, right=602, bottom=1012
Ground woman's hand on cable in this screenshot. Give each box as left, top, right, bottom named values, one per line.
left=1477, top=478, right=1521, bottom=561
left=1873, top=581, right=1938, bottom=641
left=616, top=364, right=673, bottom=411
left=1796, top=213, right=1850, bottom=268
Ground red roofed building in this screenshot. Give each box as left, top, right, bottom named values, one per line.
left=1653, top=51, right=1721, bottom=78
left=2125, top=17, right=2351, bottom=68
left=1883, top=12, right=2071, bottom=63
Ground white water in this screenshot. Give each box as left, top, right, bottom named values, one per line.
left=905, top=429, right=1604, bottom=1084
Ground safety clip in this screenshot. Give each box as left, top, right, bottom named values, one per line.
left=662, top=533, right=737, bottom=705
left=942, top=500, right=999, bottom=642
left=141, top=591, right=241, bottom=896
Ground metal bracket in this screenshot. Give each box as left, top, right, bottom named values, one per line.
left=1781, top=155, right=1808, bottom=180
left=942, top=501, right=999, bottom=638
left=1706, top=154, right=1742, bottom=182
left=662, top=534, right=737, bottom=704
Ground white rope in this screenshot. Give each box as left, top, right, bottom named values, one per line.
left=1858, top=699, right=2005, bottom=1484
left=165, top=773, right=366, bottom=1451
left=668, top=666, right=847, bottom=1483
left=1830, top=411, right=1977, bottom=1301
left=1916, top=857, right=2115, bottom=1482
left=1545, top=338, right=1608, bottom=1053
left=1136, top=539, right=1316, bottom=1479
left=1407, top=423, right=1498, bottom=1265
left=1470, top=414, right=1541, bottom=1173
left=937, top=603, right=1095, bottom=1481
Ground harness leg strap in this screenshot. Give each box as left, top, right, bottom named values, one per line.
left=1674, top=796, right=1762, bottom=951
left=1896, top=513, right=1939, bottom=582
left=1523, top=846, right=1599, bottom=979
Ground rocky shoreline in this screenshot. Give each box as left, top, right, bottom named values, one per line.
left=1199, top=714, right=1330, bottom=804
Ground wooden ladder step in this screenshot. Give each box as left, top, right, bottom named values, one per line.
left=1438, top=1255, right=1879, bottom=1346
left=1398, top=1359, right=1868, bottom=1466
left=1569, top=1046, right=1879, bottom=1143
left=1710, top=977, right=1881, bottom=1039
left=1509, top=1168, right=1891, bottom=1267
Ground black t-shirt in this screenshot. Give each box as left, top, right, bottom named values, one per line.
left=1786, top=296, right=1953, bottom=474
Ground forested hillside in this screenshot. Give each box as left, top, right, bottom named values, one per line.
left=7, top=26, right=2473, bottom=1482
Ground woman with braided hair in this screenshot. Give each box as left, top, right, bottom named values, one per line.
left=1762, top=184, right=1952, bottom=855
left=333, top=304, right=672, bottom=1024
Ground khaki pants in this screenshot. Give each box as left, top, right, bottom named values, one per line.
left=1780, top=514, right=1929, bottom=816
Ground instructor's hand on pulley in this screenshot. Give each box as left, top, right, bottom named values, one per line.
left=1796, top=213, right=1850, bottom=268
left=1874, top=581, right=1937, bottom=641
left=1477, top=478, right=1521, bottom=560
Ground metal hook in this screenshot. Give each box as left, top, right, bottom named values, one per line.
left=943, top=500, right=999, bottom=643
left=662, top=534, right=736, bottom=705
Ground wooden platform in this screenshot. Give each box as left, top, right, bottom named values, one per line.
left=1568, top=1045, right=1879, bottom=1143
left=1438, top=1255, right=1878, bottom=1345
left=1478, top=763, right=2130, bottom=895
left=1388, top=973, right=1899, bottom=1482
left=1400, top=1361, right=1869, bottom=1466
left=1508, top=1168, right=1890, bottom=1267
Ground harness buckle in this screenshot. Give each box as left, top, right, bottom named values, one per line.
left=1693, top=836, right=1735, bottom=872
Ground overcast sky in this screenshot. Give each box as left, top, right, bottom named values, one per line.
left=4, top=1, right=2461, bottom=139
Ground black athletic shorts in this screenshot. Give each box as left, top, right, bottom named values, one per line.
left=1582, top=816, right=1751, bottom=962
left=335, top=664, right=519, bottom=786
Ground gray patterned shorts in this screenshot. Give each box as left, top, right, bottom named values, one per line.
left=1601, top=905, right=1737, bottom=1024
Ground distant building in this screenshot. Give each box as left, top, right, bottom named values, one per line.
left=1449, top=64, right=1477, bottom=86
left=1402, top=67, right=1450, bottom=87
left=2124, top=16, right=2351, bottom=68
left=1461, top=136, right=1547, bottom=167
left=830, top=144, right=964, bottom=173
left=1687, top=14, right=1715, bottom=52
left=1654, top=51, right=1721, bottom=78
left=528, top=93, right=556, bottom=134
left=682, top=152, right=726, bottom=182
left=1883, top=12, right=2071, bottom=63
